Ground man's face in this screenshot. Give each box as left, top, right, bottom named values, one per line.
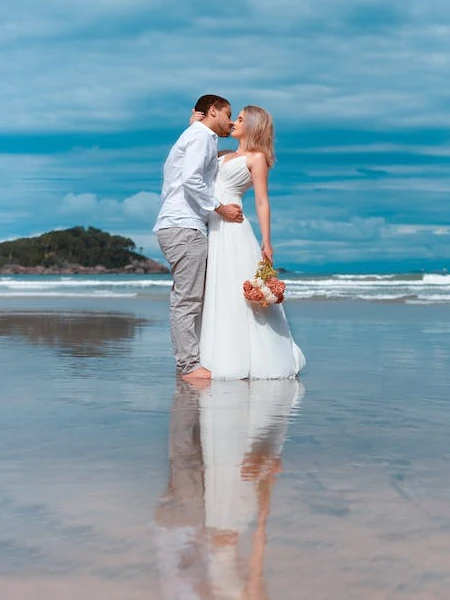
left=213, top=104, right=233, bottom=137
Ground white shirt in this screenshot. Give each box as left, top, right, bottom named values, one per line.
left=153, top=122, right=219, bottom=237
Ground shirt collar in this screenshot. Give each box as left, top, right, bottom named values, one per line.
left=192, top=120, right=218, bottom=139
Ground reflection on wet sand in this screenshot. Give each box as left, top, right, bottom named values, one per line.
left=154, top=378, right=304, bottom=600
left=1, top=299, right=450, bottom=598
left=0, top=311, right=147, bottom=356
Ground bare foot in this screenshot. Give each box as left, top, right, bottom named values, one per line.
left=182, top=366, right=211, bottom=381
left=182, top=378, right=211, bottom=391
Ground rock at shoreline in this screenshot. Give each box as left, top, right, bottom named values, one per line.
left=0, top=226, right=170, bottom=274
left=0, top=258, right=169, bottom=276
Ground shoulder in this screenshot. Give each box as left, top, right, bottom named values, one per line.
left=218, top=150, right=233, bottom=157
left=190, top=121, right=217, bottom=140
left=247, top=152, right=268, bottom=170
left=181, top=122, right=210, bottom=142
left=183, top=124, right=216, bottom=152
left=175, top=125, right=197, bottom=146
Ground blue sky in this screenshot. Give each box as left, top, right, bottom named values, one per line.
left=1, top=0, right=449, bottom=273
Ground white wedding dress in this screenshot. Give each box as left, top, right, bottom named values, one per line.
left=200, top=154, right=306, bottom=379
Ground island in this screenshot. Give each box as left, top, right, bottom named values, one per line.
left=0, top=226, right=169, bottom=275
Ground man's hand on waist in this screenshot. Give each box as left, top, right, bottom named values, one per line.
left=215, top=203, right=244, bottom=223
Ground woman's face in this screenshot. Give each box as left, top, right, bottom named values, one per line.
left=230, top=110, right=245, bottom=139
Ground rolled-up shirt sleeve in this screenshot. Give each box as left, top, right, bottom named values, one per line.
left=182, top=133, right=218, bottom=213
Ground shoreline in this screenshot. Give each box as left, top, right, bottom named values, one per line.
left=1, top=271, right=449, bottom=306
left=0, top=260, right=169, bottom=276
left=1, top=297, right=450, bottom=318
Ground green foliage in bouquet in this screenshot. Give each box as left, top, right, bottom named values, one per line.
left=255, top=259, right=278, bottom=282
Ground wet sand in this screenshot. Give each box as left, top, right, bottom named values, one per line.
left=1, top=297, right=449, bottom=599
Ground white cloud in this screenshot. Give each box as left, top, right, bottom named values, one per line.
left=293, top=143, right=450, bottom=157
left=390, top=224, right=450, bottom=236
left=1, top=0, right=450, bottom=131
left=121, top=232, right=162, bottom=256
left=292, top=177, right=450, bottom=193
left=60, top=192, right=98, bottom=214
left=123, top=191, right=161, bottom=219
left=275, top=220, right=450, bottom=266
left=58, top=191, right=160, bottom=226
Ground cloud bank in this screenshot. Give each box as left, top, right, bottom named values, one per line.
left=0, top=0, right=449, bottom=271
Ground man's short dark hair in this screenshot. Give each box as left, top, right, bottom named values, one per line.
left=194, top=94, right=230, bottom=114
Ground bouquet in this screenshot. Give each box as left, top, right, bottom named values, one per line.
left=243, top=259, right=285, bottom=308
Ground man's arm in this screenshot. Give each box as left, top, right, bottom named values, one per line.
left=182, top=134, right=243, bottom=223
left=214, top=202, right=243, bottom=222
left=182, top=134, right=217, bottom=213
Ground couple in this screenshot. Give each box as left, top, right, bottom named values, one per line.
left=153, top=94, right=305, bottom=381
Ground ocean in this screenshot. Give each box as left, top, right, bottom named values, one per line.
left=1, top=271, right=450, bottom=304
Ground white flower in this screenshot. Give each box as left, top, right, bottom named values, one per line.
left=260, top=282, right=277, bottom=304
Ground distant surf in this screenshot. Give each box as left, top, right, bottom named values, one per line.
left=0, top=272, right=449, bottom=304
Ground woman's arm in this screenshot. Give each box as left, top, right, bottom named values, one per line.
left=189, top=109, right=204, bottom=125
left=248, top=153, right=273, bottom=264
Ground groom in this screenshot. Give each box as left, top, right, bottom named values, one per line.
left=153, top=94, right=243, bottom=380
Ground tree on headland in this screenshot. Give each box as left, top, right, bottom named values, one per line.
left=0, top=226, right=166, bottom=272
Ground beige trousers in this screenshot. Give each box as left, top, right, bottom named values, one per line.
left=157, top=228, right=208, bottom=374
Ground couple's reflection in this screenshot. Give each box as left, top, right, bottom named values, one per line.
left=154, top=378, right=304, bottom=599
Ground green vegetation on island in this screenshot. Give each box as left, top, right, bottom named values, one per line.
left=0, top=226, right=168, bottom=274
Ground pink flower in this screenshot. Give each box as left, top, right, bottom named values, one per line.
left=266, top=277, right=285, bottom=298
left=243, top=265, right=286, bottom=308
left=243, top=280, right=265, bottom=303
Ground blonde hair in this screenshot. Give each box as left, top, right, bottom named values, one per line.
left=240, top=105, right=275, bottom=167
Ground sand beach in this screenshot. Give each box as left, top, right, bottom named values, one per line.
left=1, top=289, right=450, bottom=599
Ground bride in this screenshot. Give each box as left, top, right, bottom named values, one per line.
left=195, top=106, right=305, bottom=379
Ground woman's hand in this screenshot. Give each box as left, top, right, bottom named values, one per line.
left=261, top=242, right=273, bottom=264
left=189, top=109, right=205, bottom=125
